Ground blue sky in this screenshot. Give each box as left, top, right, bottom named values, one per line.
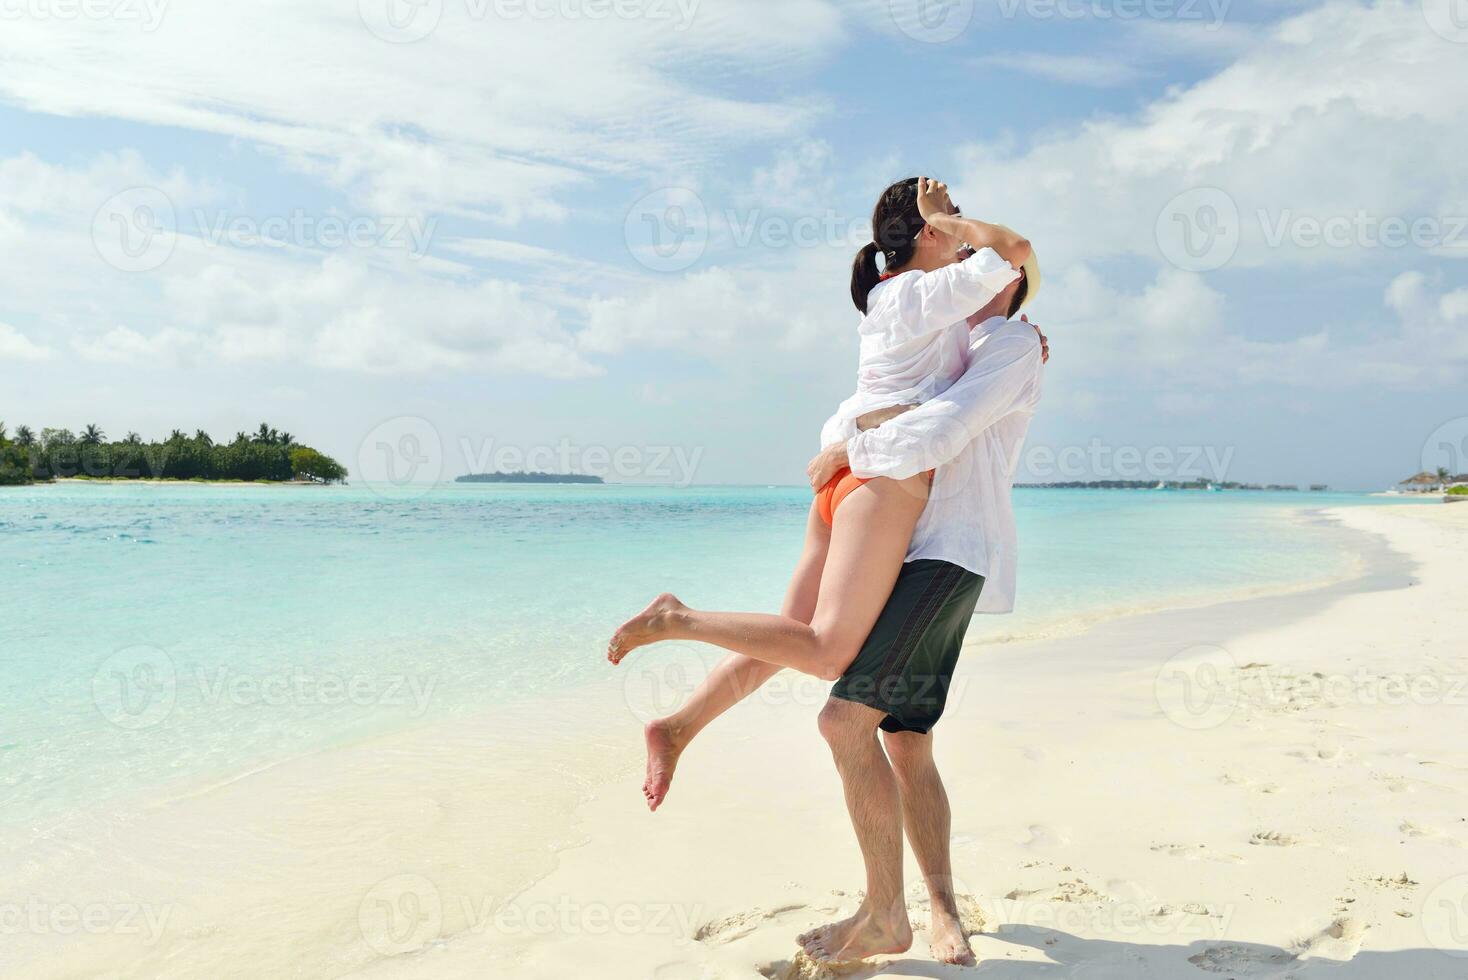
left=1, top=0, right=1465, bottom=489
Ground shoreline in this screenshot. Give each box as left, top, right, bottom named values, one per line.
left=6, top=504, right=1460, bottom=977
left=430, top=502, right=1463, bottom=979
left=48, top=477, right=338, bottom=487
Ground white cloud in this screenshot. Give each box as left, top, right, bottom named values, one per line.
left=0, top=323, right=53, bottom=361
left=578, top=246, right=854, bottom=361
left=953, top=1, right=1468, bottom=272
left=0, top=1, right=848, bottom=221
left=3, top=153, right=597, bottom=377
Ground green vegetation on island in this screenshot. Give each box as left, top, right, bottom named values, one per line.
left=0, top=422, right=347, bottom=486
left=456, top=471, right=605, bottom=485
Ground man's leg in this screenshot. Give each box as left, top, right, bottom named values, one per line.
left=883, top=729, right=976, bottom=966
left=797, top=697, right=913, bottom=962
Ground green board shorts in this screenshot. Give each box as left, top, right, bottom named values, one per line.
left=829, top=559, right=985, bottom=735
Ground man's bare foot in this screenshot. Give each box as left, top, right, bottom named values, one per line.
left=607, top=593, right=687, bottom=665
left=643, top=719, right=685, bottom=812
left=797, top=906, right=912, bottom=963
left=927, top=905, right=977, bottom=966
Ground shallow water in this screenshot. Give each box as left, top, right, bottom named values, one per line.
left=0, top=483, right=1406, bottom=829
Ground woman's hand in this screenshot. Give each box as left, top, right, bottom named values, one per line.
left=915, top=177, right=952, bottom=223
left=807, top=442, right=850, bottom=491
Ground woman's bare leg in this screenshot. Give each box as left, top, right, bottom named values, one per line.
left=609, top=474, right=929, bottom=681
left=640, top=502, right=830, bottom=810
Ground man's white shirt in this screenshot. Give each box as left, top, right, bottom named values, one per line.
left=821, top=316, right=1045, bottom=614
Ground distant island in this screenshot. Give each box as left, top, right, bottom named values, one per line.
left=456, top=472, right=605, bottom=485
left=1018, top=481, right=1318, bottom=491
left=0, top=421, right=347, bottom=486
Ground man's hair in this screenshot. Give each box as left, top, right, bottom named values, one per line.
left=1006, top=272, right=1028, bottom=319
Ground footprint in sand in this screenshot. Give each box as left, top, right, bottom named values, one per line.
left=1188, top=943, right=1297, bottom=974
left=1151, top=843, right=1246, bottom=864
left=1020, top=823, right=1073, bottom=848
left=1286, top=744, right=1350, bottom=764
left=1004, top=878, right=1110, bottom=904
left=1400, top=820, right=1466, bottom=846
left=1374, top=773, right=1417, bottom=794
left=1294, top=916, right=1366, bottom=963
left=695, top=903, right=812, bottom=946
left=1220, top=773, right=1283, bottom=794
left=1249, top=830, right=1311, bottom=847
left=1189, top=917, right=1364, bottom=975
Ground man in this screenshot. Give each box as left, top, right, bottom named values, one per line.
left=795, top=281, right=1047, bottom=967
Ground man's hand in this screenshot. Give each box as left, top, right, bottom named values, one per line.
left=807, top=442, right=850, bottom=491
left=1021, top=314, right=1049, bottom=364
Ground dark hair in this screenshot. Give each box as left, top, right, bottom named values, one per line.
left=850, top=177, right=926, bottom=314
left=1006, top=272, right=1029, bottom=318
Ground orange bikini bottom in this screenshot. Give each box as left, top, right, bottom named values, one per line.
left=815, top=467, right=933, bottom=527
left=815, top=467, right=867, bottom=527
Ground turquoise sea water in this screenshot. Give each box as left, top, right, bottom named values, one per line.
left=0, top=483, right=1419, bottom=830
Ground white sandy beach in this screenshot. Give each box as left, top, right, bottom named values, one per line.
left=6, top=503, right=1468, bottom=979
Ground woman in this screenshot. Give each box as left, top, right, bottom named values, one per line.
left=608, top=177, right=1034, bottom=810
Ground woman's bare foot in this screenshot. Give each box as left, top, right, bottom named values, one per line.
left=607, top=593, right=687, bottom=665
left=927, top=905, right=977, bottom=966
left=797, top=906, right=912, bottom=963
left=643, top=719, right=685, bottom=812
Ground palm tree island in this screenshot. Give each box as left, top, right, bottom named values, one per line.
left=0, top=421, right=347, bottom=486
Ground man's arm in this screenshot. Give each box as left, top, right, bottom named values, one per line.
left=843, top=327, right=1043, bottom=481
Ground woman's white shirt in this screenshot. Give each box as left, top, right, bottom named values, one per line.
left=831, top=247, right=1020, bottom=424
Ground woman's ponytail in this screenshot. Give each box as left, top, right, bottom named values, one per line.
left=850, top=241, right=883, bottom=314
left=849, top=177, right=926, bottom=314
